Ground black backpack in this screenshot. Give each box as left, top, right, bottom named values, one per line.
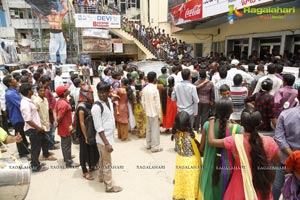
left=84, top=101, right=103, bottom=145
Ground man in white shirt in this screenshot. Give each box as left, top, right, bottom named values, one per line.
left=54, top=68, right=64, bottom=90
left=170, top=65, right=180, bottom=85
left=141, top=72, right=163, bottom=153
left=91, top=82, right=122, bottom=193
left=98, top=62, right=104, bottom=81
left=20, top=83, right=48, bottom=172
left=0, top=82, right=8, bottom=132
left=227, top=59, right=254, bottom=85
left=210, top=62, right=221, bottom=84
left=253, top=63, right=283, bottom=96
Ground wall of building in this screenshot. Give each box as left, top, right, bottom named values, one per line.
left=173, top=9, right=300, bottom=43
left=142, top=0, right=169, bottom=27
left=170, top=9, right=300, bottom=57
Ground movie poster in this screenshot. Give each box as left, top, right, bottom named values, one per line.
left=24, top=0, right=69, bottom=63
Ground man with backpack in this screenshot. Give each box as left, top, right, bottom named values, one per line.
left=76, top=85, right=99, bottom=180
left=91, top=82, right=122, bottom=193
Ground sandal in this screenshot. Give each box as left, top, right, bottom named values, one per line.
left=89, top=166, right=98, bottom=172
left=105, top=186, right=123, bottom=193
left=83, top=173, right=94, bottom=180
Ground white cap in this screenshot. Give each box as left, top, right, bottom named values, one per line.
left=231, top=59, right=239, bottom=66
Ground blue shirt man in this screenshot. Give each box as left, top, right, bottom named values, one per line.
left=6, top=88, right=24, bottom=125
left=172, top=68, right=199, bottom=128
left=3, top=75, right=29, bottom=157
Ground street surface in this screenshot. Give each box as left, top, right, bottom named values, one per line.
left=3, top=78, right=176, bottom=200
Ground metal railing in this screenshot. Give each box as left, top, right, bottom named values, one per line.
left=122, top=26, right=169, bottom=60
left=73, top=3, right=120, bottom=15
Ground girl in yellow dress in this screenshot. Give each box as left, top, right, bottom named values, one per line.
left=172, top=111, right=202, bottom=200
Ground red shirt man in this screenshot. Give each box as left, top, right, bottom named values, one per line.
left=54, top=85, right=78, bottom=168
left=55, top=86, right=72, bottom=137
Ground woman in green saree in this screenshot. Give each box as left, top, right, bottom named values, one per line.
left=199, top=98, right=242, bottom=200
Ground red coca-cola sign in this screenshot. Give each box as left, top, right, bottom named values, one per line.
left=171, top=0, right=202, bottom=25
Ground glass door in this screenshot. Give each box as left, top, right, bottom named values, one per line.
left=260, top=46, right=271, bottom=60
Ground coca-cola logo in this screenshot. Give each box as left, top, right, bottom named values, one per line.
left=185, top=5, right=201, bottom=18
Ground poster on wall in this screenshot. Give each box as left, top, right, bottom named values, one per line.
left=170, top=0, right=202, bottom=25
left=0, top=39, right=19, bottom=64
left=82, top=29, right=112, bottom=52
left=113, top=39, right=123, bottom=53
left=24, top=0, right=70, bottom=63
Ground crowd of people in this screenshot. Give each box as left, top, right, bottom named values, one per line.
left=1, top=54, right=300, bottom=198
left=122, top=19, right=194, bottom=61
left=92, top=56, right=300, bottom=199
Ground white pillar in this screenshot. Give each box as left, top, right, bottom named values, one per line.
left=280, top=34, right=286, bottom=56
left=248, top=36, right=252, bottom=57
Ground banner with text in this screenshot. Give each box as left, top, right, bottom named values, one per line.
left=202, top=0, right=273, bottom=18
left=75, top=14, right=121, bottom=28
left=82, top=29, right=110, bottom=39
left=170, top=0, right=202, bottom=25
left=113, top=39, right=123, bottom=53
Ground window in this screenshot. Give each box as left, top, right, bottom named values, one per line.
left=28, top=11, right=32, bottom=19
left=195, top=43, right=203, bottom=57
left=260, top=38, right=281, bottom=43
left=14, top=10, right=20, bottom=18
left=294, top=36, right=300, bottom=42
left=128, top=0, right=139, bottom=8
left=19, top=11, right=24, bottom=19
left=120, top=0, right=126, bottom=13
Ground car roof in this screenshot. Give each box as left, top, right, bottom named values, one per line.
left=59, top=64, right=77, bottom=67
left=129, top=61, right=170, bottom=76
left=5, top=63, right=21, bottom=67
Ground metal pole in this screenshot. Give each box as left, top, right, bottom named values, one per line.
left=39, top=17, right=43, bottom=52
left=67, top=0, right=72, bottom=61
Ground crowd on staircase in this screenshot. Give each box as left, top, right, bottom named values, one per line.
left=122, top=18, right=193, bottom=60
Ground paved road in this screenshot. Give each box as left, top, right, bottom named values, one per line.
left=21, top=132, right=175, bottom=200
left=2, top=77, right=177, bottom=200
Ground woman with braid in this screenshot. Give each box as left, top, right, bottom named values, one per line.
left=172, top=111, right=202, bottom=200
left=199, top=98, right=242, bottom=200
left=114, top=78, right=134, bottom=141
left=208, top=107, right=280, bottom=199
left=161, top=76, right=177, bottom=132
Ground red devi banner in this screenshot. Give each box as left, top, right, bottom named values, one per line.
left=171, top=0, right=202, bottom=25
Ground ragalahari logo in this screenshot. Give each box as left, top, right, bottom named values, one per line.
left=228, top=5, right=244, bottom=24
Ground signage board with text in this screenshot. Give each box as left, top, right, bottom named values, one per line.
left=75, top=14, right=121, bottom=28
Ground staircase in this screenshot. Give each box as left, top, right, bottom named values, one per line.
left=109, top=28, right=157, bottom=59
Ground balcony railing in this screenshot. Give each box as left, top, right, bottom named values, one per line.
left=72, top=3, right=120, bottom=15
left=123, top=26, right=169, bottom=60
left=11, top=19, right=49, bottom=29
left=6, top=1, right=31, bottom=9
